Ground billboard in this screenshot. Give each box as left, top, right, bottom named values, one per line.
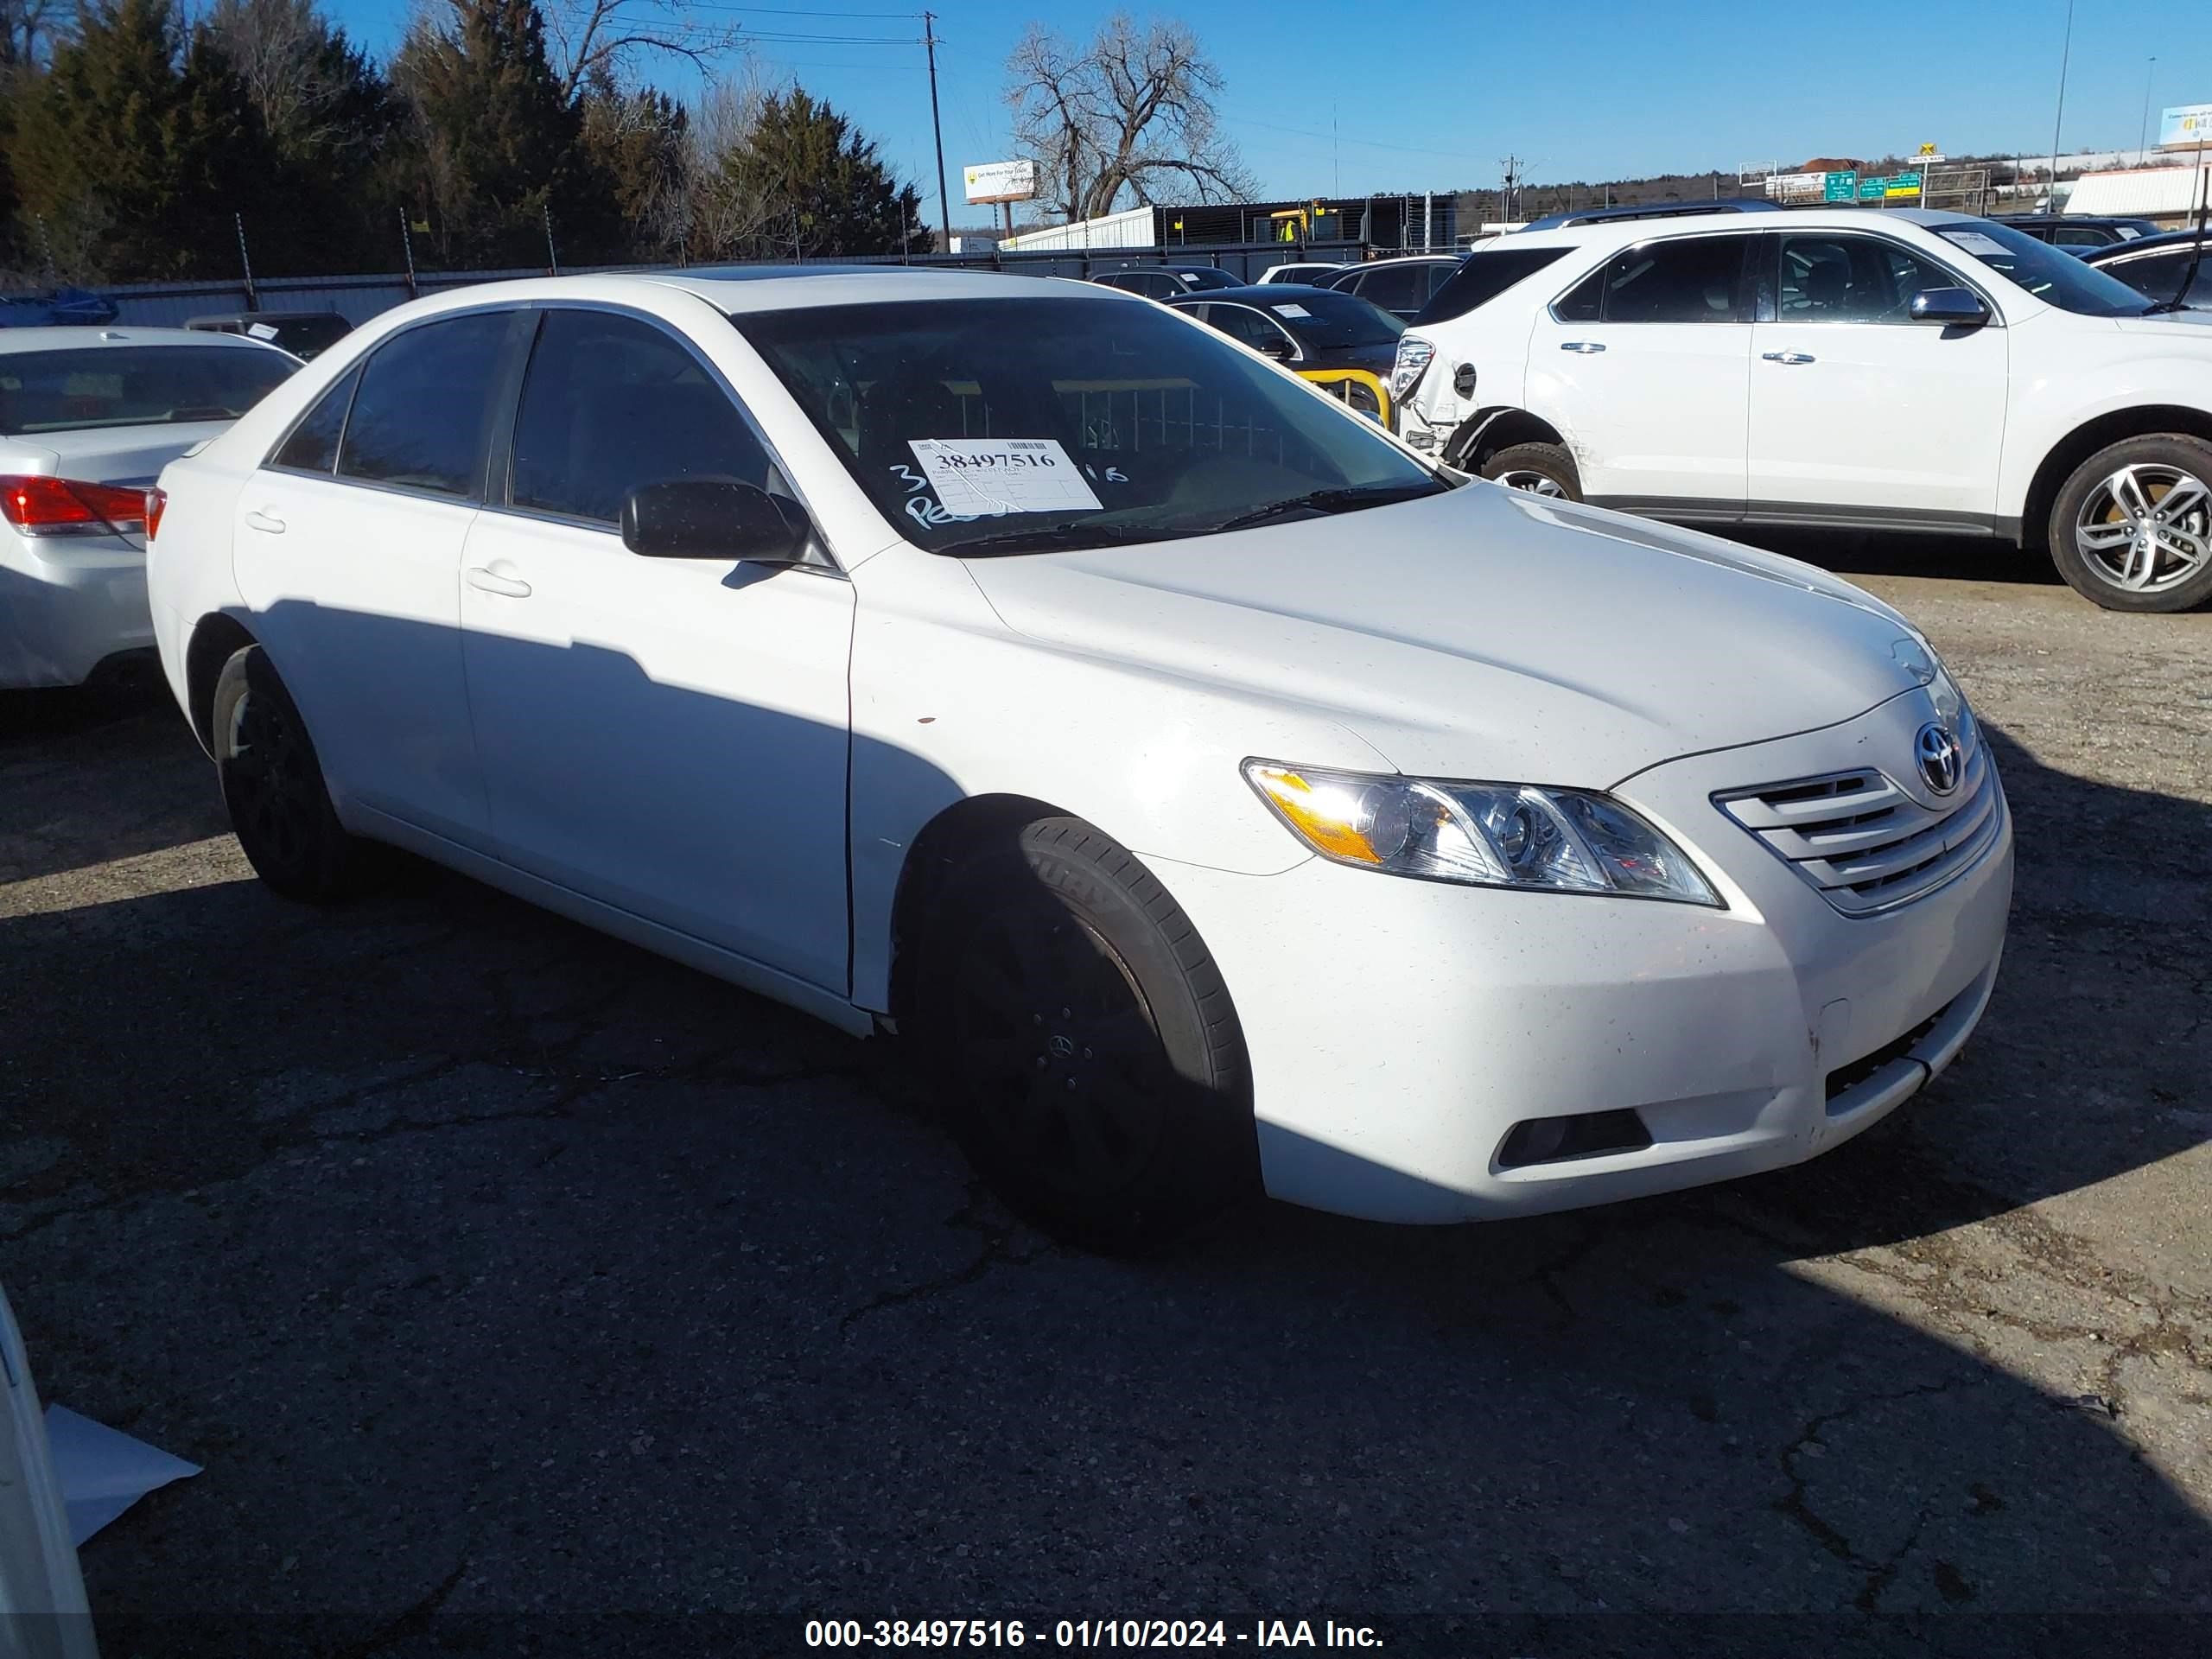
left=963, top=160, right=1038, bottom=205
left=1765, top=170, right=1827, bottom=202
left=2158, top=105, right=2212, bottom=149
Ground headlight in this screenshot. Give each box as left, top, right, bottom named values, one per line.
left=1244, top=761, right=1720, bottom=906
left=1391, top=336, right=1436, bottom=401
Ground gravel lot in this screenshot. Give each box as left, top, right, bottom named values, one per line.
left=3, top=537, right=2208, bottom=1656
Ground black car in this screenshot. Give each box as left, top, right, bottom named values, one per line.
left=1315, top=255, right=1462, bottom=321
left=185, top=310, right=354, bottom=359
left=2082, top=229, right=2211, bottom=308
left=1169, top=283, right=1403, bottom=423
left=1090, top=265, right=1239, bottom=300
left=1989, top=214, right=2161, bottom=255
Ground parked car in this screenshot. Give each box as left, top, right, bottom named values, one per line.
left=1169, top=283, right=1403, bottom=423
left=148, top=270, right=2010, bottom=1248
left=1090, top=264, right=1238, bottom=299
left=1255, top=260, right=1347, bottom=284
left=1316, top=255, right=1461, bottom=321
left=1517, top=198, right=1784, bottom=233
left=0, top=287, right=118, bottom=329
left=2, top=327, right=297, bottom=689
left=1989, top=213, right=2159, bottom=253
left=186, top=310, right=353, bottom=359
left=1, top=1283, right=97, bottom=1659
left=2083, top=228, right=2211, bottom=309
left=1391, top=208, right=2212, bottom=611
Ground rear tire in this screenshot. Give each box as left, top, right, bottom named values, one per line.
left=1480, top=441, right=1582, bottom=501
left=913, top=817, right=1259, bottom=1253
left=211, top=645, right=375, bottom=903
left=2047, top=434, right=2212, bottom=613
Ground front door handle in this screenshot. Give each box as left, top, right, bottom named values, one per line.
left=1761, top=351, right=1817, bottom=365
left=464, top=565, right=532, bottom=599
left=243, top=508, right=285, bottom=534
left=1560, top=340, right=1606, bottom=354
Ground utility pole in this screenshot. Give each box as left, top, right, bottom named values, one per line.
left=923, top=11, right=950, bottom=250
left=2044, top=0, right=2075, bottom=214
left=2139, top=56, right=2158, bottom=158
left=1499, top=156, right=1524, bottom=224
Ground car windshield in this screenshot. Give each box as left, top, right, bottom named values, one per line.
left=733, top=296, right=1446, bottom=555
left=1932, top=221, right=2158, bottom=317
left=0, top=345, right=293, bottom=434
left=1243, top=288, right=1404, bottom=347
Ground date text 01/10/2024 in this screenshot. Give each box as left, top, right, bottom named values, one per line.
left=801, top=1618, right=1386, bottom=1648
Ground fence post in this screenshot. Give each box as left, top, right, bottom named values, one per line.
left=235, top=213, right=258, bottom=312
left=543, top=203, right=558, bottom=276
left=33, top=213, right=54, bottom=279
left=399, top=207, right=419, bottom=301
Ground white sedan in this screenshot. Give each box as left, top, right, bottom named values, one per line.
left=1, top=326, right=296, bottom=689
left=145, top=271, right=2012, bottom=1249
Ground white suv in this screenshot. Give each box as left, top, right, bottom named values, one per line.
left=1390, top=209, right=2212, bottom=612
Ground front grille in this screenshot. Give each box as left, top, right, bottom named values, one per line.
left=1715, top=743, right=2001, bottom=917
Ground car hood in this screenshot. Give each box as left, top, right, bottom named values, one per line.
left=0, top=419, right=238, bottom=484
left=963, top=483, right=1934, bottom=785
left=2111, top=309, right=2212, bottom=336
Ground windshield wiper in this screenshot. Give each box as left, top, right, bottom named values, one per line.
left=1201, top=480, right=1445, bottom=534
left=942, top=521, right=1162, bottom=556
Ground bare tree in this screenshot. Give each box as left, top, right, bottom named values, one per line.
left=0, top=0, right=72, bottom=68
left=679, top=67, right=778, bottom=260
left=1005, top=13, right=1253, bottom=223
left=540, top=0, right=745, bottom=100
left=203, top=0, right=378, bottom=160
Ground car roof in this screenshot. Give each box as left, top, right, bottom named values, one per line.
left=1344, top=254, right=1459, bottom=269
left=346, top=270, right=1123, bottom=322
left=0, top=324, right=289, bottom=355
left=1519, top=198, right=1783, bottom=232
left=186, top=310, right=343, bottom=324
left=1172, top=283, right=1359, bottom=304
left=1497, top=206, right=1973, bottom=253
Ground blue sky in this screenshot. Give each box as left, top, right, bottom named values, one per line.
left=330, top=1, right=2209, bottom=225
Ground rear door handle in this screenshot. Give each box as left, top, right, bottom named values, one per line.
left=1761, top=351, right=1817, bottom=365
left=243, top=509, right=285, bottom=534
left=464, top=565, right=532, bottom=599
left=1560, top=341, right=1606, bottom=354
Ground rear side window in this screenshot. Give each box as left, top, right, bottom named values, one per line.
left=270, top=364, right=362, bottom=474
left=508, top=309, right=772, bottom=525
left=1594, top=236, right=1747, bottom=323
left=0, top=345, right=292, bottom=435
left=337, top=311, right=513, bottom=498
left=1418, top=246, right=1568, bottom=324
left=1352, top=264, right=1427, bottom=315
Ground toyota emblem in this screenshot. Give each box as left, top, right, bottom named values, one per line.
left=1915, top=722, right=1962, bottom=796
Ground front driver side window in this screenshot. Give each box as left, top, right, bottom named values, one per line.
left=508, top=308, right=773, bottom=526
left=1779, top=237, right=1957, bottom=323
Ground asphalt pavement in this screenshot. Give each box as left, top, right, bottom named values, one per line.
left=3, top=537, right=2207, bottom=1657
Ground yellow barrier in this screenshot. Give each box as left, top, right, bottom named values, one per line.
left=1296, top=367, right=1391, bottom=427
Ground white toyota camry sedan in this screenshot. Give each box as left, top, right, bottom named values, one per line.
left=145, top=270, right=2012, bottom=1249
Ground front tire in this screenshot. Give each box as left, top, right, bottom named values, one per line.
left=2047, top=435, right=2212, bottom=612
left=211, top=645, right=375, bottom=902
left=913, top=817, right=1259, bottom=1252
left=1480, top=441, right=1582, bottom=501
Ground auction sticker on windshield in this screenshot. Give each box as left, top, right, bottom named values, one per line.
left=1939, top=230, right=2010, bottom=257
left=908, top=437, right=1103, bottom=517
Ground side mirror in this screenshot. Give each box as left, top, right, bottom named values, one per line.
left=1910, top=287, right=1991, bottom=327
left=1255, top=333, right=1296, bottom=361
left=620, top=479, right=810, bottom=563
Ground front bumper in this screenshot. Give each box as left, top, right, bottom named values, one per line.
left=1150, top=695, right=2014, bottom=1224
left=0, top=532, right=152, bottom=690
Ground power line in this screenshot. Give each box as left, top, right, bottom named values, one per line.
left=679, top=4, right=920, bottom=16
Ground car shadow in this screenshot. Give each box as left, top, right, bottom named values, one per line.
left=1730, top=525, right=2062, bottom=588
left=2, top=613, right=2205, bottom=1649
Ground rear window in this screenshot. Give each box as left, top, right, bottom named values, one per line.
left=1417, top=245, right=1570, bottom=325
left=0, top=345, right=294, bottom=435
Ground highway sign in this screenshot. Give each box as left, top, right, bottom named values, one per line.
left=1885, top=172, right=1923, bottom=198
left=1859, top=177, right=1886, bottom=200
left=1823, top=170, right=1859, bottom=201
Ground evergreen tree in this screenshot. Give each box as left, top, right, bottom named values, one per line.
left=713, top=88, right=923, bottom=259
left=5, top=0, right=274, bottom=280
left=579, top=76, right=684, bottom=264
left=393, top=0, right=607, bottom=269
